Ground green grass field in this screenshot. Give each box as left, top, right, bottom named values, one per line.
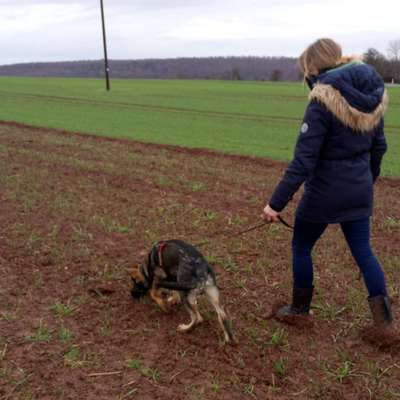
left=0, top=76, right=399, bottom=176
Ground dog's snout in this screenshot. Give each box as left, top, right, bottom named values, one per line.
left=131, top=279, right=148, bottom=299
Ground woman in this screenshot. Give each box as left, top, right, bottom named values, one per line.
left=263, top=38, right=396, bottom=346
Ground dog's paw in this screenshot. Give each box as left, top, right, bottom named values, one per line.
left=166, top=297, right=180, bottom=307
left=177, top=323, right=193, bottom=332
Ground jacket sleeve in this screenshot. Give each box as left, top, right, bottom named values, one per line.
left=269, top=100, right=330, bottom=212
left=370, top=119, right=387, bottom=182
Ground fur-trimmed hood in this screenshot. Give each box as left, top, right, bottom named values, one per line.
left=308, top=61, right=388, bottom=132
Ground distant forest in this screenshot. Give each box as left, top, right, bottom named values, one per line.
left=0, top=45, right=398, bottom=82
left=0, top=57, right=300, bottom=81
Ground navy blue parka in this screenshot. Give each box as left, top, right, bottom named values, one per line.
left=269, top=61, right=388, bottom=223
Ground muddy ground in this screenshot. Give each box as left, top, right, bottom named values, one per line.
left=0, top=121, right=399, bottom=399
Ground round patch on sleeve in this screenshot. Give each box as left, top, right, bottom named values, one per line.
left=300, top=122, right=309, bottom=133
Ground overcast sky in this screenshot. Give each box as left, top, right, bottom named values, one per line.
left=0, top=0, right=398, bottom=65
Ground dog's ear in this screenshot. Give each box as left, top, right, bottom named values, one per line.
left=131, top=264, right=145, bottom=283
left=154, top=267, right=167, bottom=279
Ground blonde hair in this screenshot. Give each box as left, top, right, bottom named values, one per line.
left=299, top=38, right=342, bottom=77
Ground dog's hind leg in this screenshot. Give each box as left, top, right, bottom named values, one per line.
left=205, top=285, right=234, bottom=343
left=177, top=292, right=203, bottom=333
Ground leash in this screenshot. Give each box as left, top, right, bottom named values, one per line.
left=194, top=215, right=293, bottom=247
left=152, top=216, right=293, bottom=267
left=228, top=215, right=293, bottom=237
left=277, top=215, right=294, bottom=230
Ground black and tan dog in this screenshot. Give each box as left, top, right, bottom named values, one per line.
left=130, top=240, right=234, bottom=343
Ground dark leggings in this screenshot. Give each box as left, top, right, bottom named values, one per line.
left=292, top=217, right=387, bottom=297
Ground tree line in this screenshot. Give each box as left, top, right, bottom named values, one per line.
left=363, top=40, right=400, bottom=83
left=0, top=40, right=398, bottom=82
left=0, top=57, right=299, bottom=81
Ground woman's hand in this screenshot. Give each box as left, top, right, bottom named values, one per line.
left=262, top=204, right=280, bottom=223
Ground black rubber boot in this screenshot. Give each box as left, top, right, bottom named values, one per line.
left=276, top=286, right=314, bottom=317
left=369, top=295, right=393, bottom=324
left=361, top=295, right=399, bottom=348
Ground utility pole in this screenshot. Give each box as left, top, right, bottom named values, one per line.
left=100, top=0, right=110, bottom=91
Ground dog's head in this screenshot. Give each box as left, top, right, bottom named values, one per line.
left=130, top=262, right=151, bottom=299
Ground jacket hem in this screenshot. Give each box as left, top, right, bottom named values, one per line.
left=295, top=210, right=373, bottom=224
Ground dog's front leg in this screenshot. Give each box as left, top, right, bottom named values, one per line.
left=167, top=290, right=181, bottom=307
left=149, top=286, right=169, bottom=312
